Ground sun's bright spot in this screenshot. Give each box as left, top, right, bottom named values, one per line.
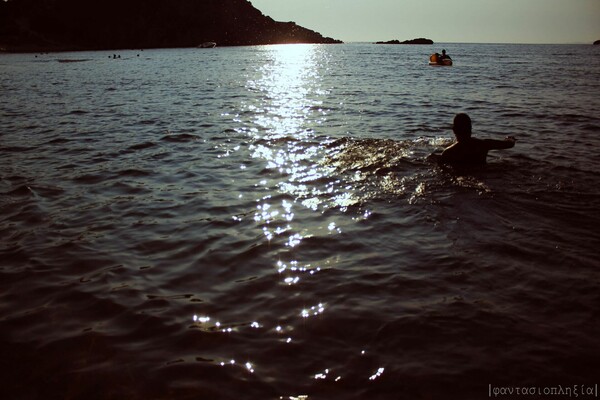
left=251, top=44, right=321, bottom=141
left=263, top=44, right=317, bottom=88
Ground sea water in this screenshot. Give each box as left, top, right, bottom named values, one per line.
left=1, top=43, right=599, bottom=399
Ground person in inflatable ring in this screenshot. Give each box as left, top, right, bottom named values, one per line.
left=440, top=49, right=451, bottom=61
left=430, top=50, right=451, bottom=65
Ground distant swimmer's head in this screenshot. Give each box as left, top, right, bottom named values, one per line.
left=453, top=113, right=472, bottom=141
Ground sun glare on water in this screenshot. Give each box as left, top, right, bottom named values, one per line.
left=246, top=44, right=360, bottom=212
left=252, top=44, right=323, bottom=139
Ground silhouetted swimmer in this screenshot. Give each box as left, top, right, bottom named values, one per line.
left=433, top=113, right=516, bottom=165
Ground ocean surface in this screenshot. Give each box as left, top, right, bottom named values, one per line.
left=1, top=43, right=599, bottom=399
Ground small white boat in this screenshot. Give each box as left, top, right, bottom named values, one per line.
left=198, top=42, right=217, bottom=48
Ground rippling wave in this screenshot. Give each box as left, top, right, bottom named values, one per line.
left=1, top=44, right=599, bottom=399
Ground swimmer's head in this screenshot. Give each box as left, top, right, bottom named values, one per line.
left=453, top=113, right=472, bottom=141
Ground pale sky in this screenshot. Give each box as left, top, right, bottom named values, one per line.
left=250, top=0, right=600, bottom=44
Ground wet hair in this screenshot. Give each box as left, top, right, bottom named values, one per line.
left=453, top=113, right=472, bottom=140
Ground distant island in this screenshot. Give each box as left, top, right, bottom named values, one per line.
left=0, top=0, right=342, bottom=52
left=375, top=38, right=434, bottom=45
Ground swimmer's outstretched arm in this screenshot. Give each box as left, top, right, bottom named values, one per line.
left=484, top=136, right=516, bottom=150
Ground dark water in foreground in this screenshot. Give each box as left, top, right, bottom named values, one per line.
left=1, top=43, right=599, bottom=399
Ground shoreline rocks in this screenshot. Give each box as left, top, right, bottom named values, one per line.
left=375, top=38, right=434, bottom=45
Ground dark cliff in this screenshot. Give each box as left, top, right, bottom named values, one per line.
left=0, top=0, right=342, bottom=52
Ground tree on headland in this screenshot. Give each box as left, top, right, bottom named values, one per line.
left=0, top=0, right=342, bottom=51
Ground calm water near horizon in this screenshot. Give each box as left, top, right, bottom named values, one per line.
left=1, top=43, right=600, bottom=399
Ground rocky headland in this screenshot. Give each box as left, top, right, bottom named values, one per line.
left=375, top=38, right=434, bottom=45
left=0, top=0, right=342, bottom=52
